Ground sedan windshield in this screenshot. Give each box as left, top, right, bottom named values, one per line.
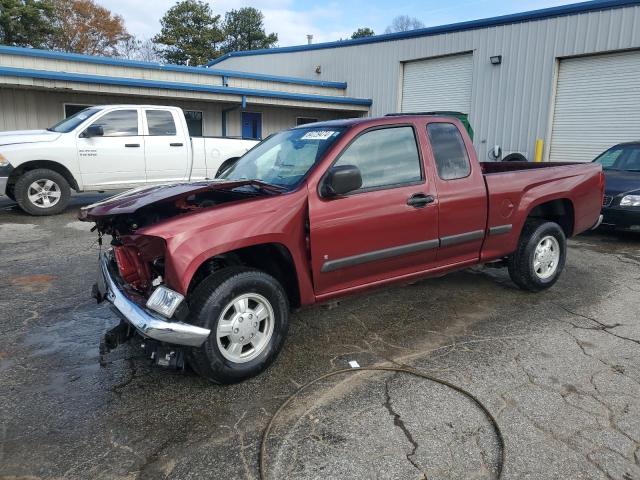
left=594, top=145, right=640, bottom=171
left=47, top=108, right=101, bottom=133
left=219, top=126, right=346, bottom=190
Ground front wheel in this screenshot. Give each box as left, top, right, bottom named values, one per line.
left=187, top=267, right=289, bottom=383
left=508, top=220, right=566, bottom=291
left=14, top=168, right=70, bottom=216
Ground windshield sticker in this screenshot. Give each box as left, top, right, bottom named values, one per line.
left=301, top=130, right=337, bottom=141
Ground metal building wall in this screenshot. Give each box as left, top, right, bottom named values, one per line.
left=214, top=5, right=640, bottom=161
left=0, top=87, right=358, bottom=137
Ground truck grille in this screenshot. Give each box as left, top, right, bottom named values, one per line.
left=603, top=195, right=613, bottom=207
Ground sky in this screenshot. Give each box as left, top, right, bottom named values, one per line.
left=100, top=0, right=578, bottom=47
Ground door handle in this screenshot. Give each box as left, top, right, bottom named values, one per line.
left=125, top=143, right=140, bottom=148
left=170, top=142, right=184, bottom=147
left=407, top=193, right=434, bottom=208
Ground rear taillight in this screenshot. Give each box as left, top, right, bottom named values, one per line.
left=114, top=245, right=150, bottom=290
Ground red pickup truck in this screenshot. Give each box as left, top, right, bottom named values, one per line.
left=81, top=115, right=604, bottom=383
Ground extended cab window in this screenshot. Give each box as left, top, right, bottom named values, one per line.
left=92, top=110, right=139, bottom=137
left=146, top=110, right=177, bottom=136
left=334, top=126, right=422, bottom=190
left=427, top=123, right=471, bottom=180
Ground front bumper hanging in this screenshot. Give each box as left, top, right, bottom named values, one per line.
left=94, top=250, right=210, bottom=348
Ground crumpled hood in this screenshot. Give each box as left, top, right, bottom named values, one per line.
left=603, top=169, right=640, bottom=197
left=0, top=129, right=62, bottom=146
left=78, top=180, right=280, bottom=222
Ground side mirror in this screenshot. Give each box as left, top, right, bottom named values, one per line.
left=83, top=125, right=104, bottom=138
left=322, top=165, right=362, bottom=197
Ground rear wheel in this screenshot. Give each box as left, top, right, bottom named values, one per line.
left=187, top=267, right=289, bottom=383
left=14, top=168, right=70, bottom=216
left=508, top=220, right=566, bottom=291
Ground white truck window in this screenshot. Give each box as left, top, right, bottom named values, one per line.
left=92, top=110, right=139, bottom=137
left=146, top=110, right=177, bottom=136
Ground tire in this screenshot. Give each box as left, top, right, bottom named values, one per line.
left=14, top=168, right=70, bottom=216
left=508, top=220, right=566, bottom=292
left=187, top=267, right=289, bottom=384
left=502, top=153, right=528, bottom=162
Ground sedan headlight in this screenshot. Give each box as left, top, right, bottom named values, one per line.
left=620, top=195, right=640, bottom=207
left=146, top=286, right=184, bottom=318
left=0, top=153, right=9, bottom=167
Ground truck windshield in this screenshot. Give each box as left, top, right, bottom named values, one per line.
left=47, top=108, right=101, bottom=133
left=219, top=126, right=346, bottom=190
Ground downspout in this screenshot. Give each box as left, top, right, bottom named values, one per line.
left=221, top=95, right=247, bottom=137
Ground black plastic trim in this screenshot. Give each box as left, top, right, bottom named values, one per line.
left=440, top=229, right=485, bottom=247
left=0, top=164, right=14, bottom=177
left=321, top=239, right=439, bottom=273
left=488, top=224, right=513, bottom=236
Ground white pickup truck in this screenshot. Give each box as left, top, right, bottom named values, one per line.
left=0, top=105, right=257, bottom=215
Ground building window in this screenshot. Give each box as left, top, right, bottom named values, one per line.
left=184, top=110, right=203, bottom=136
left=64, top=104, right=93, bottom=118
left=296, top=117, right=318, bottom=126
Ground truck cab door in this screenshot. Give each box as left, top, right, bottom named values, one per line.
left=308, top=124, right=439, bottom=297
left=424, top=121, right=488, bottom=266
left=76, top=108, right=146, bottom=189
left=143, top=108, right=190, bottom=184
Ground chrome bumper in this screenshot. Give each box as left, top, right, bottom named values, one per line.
left=0, top=176, right=7, bottom=196
left=96, top=251, right=210, bottom=347
left=591, top=214, right=604, bottom=230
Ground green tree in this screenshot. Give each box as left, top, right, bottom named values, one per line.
left=221, top=7, right=277, bottom=54
left=351, top=27, right=374, bottom=39
left=153, top=0, right=224, bottom=65
left=0, top=0, right=54, bottom=48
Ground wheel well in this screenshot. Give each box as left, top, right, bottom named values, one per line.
left=188, top=243, right=301, bottom=309
left=8, top=160, right=79, bottom=191
left=526, top=199, right=574, bottom=237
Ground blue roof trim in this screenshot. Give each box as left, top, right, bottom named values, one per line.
left=208, top=0, right=640, bottom=65
left=0, top=45, right=347, bottom=89
left=0, top=66, right=372, bottom=106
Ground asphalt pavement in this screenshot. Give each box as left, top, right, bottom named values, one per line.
left=0, top=194, right=639, bottom=479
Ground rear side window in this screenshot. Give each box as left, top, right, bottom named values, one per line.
left=334, top=126, right=422, bottom=190
left=427, top=123, right=471, bottom=180
left=92, top=110, right=138, bottom=136
left=146, top=110, right=177, bottom=136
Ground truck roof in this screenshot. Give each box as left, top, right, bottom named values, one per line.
left=295, top=114, right=464, bottom=130
left=90, top=105, right=184, bottom=110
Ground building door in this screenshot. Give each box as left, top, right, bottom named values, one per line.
left=242, top=112, right=262, bottom=140
left=549, top=50, right=640, bottom=162
left=401, top=53, right=473, bottom=113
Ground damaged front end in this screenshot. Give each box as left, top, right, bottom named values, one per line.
left=81, top=181, right=270, bottom=365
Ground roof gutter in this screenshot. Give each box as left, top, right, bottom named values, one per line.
left=0, top=66, right=372, bottom=107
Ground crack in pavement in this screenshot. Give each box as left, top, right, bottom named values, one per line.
left=382, top=378, right=428, bottom=479
left=554, top=303, right=640, bottom=347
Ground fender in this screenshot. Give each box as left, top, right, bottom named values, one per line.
left=140, top=189, right=316, bottom=304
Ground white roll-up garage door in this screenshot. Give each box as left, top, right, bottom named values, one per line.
left=401, top=53, right=473, bottom=113
left=549, top=50, right=640, bottom=162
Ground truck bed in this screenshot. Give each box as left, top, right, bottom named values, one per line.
left=480, top=161, right=603, bottom=262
